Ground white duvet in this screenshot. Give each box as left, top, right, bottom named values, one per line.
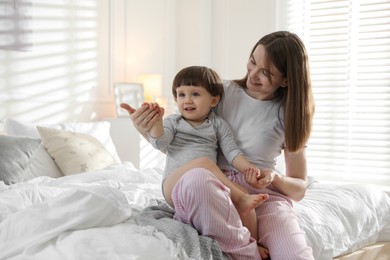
left=0, top=163, right=177, bottom=260
left=0, top=163, right=389, bottom=260
left=294, top=181, right=390, bottom=259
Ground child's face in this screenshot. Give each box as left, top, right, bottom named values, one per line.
left=175, top=85, right=219, bottom=124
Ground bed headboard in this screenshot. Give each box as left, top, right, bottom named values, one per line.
left=108, top=118, right=166, bottom=170
left=108, top=118, right=140, bottom=168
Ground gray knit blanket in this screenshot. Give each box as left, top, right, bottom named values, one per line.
left=134, top=199, right=226, bottom=260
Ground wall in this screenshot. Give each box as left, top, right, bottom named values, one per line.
left=113, top=0, right=277, bottom=97
left=112, top=0, right=278, bottom=169
left=0, top=0, right=277, bottom=123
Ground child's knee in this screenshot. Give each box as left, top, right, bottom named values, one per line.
left=182, top=167, right=214, bottom=187
left=180, top=168, right=226, bottom=197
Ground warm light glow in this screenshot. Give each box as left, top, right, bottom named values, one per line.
left=137, top=74, right=162, bottom=102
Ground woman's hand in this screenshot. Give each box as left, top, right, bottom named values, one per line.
left=244, top=167, right=275, bottom=189
left=120, top=102, right=164, bottom=135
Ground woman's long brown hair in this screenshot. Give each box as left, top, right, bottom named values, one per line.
left=235, top=31, right=314, bottom=152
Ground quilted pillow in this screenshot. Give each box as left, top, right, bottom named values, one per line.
left=37, top=126, right=116, bottom=175
left=0, top=121, right=6, bottom=135
left=0, top=135, right=63, bottom=184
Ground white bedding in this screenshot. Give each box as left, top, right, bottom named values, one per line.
left=294, top=182, right=390, bottom=259
left=0, top=163, right=177, bottom=260
left=1, top=162, right=389, bottom=260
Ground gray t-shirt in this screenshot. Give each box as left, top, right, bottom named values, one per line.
left=216, top=80, right=285, bottom=171
left=150, top=111, right=242, bottom=180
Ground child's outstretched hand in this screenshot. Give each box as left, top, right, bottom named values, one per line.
left=244, top=166, right=274, bottom=189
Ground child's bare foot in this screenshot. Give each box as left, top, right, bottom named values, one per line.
left=258, top=245, right=269, bottom=259
left=236, top=194, right=269, bottom=217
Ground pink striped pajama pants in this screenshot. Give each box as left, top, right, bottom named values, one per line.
left=225, top=169, right=314, bottom=260
left=171, top=168, right=314, bottom=260
left=172, top=168, right=260, bottom=260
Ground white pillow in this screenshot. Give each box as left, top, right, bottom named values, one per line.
left=3, top=118, right=121, bottom=163
left=37, top=126, right=116, bottom=176
left=0, top=120, right=6, bottom=135
left=3, top=118, right=39, bottom=138
left=0, top=120, right=7, bottom=135
left=0, top=135, right=63, bottom=184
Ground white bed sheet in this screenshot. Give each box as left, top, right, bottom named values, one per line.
left=0, top=162, right=389, bottom=260
left=294, top=182, right=390, bottom=259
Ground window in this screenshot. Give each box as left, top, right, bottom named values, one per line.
left=281, top=0, right=390, bottom=190
left=0, top=0, right=109, bottom=122
left=0, top=0, right=32, bottom=51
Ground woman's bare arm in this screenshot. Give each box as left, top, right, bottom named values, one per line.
left=271, top=149, right=308, bottom=201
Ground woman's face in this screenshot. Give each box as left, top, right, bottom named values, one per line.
left=245, top=45, right=287, bottom=100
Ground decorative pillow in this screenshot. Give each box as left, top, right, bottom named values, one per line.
left=0, top=135, right=63, bottom=185
left=37, top=126, right=116, bottom=175
left=3, top=118, right=122, bottom=162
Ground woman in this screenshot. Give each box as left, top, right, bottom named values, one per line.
left=121, top=31, right=315, bottom=260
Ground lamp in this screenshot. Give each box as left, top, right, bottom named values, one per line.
left=136, top=73, right=178, bottom=116
left=137, top=74, right=162, bottom=102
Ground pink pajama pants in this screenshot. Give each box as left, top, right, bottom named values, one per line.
left=172, top=168, right=260, bottom=260
left=171, top=168, right=314, bottom=260
left=225, top=169, right=314, bottom=260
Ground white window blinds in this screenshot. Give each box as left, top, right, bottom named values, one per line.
left=281, top=0, right=390, bottom=190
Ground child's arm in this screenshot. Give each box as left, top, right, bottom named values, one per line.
left=216, top=115, right=271, bottom=188
left=232, top=155, right=272, bottom=189
left=231, top=155, right=259, bottom=176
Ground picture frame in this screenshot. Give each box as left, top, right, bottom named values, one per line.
left=114, top=82, right=144, bottom=117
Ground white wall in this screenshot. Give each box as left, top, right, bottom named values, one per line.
left=1, top=0, right=278, bottom=123
left=113, top=0, right=278, bottom=97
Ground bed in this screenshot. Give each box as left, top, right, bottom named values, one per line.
left=0, top=118, right=389, bottom=260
